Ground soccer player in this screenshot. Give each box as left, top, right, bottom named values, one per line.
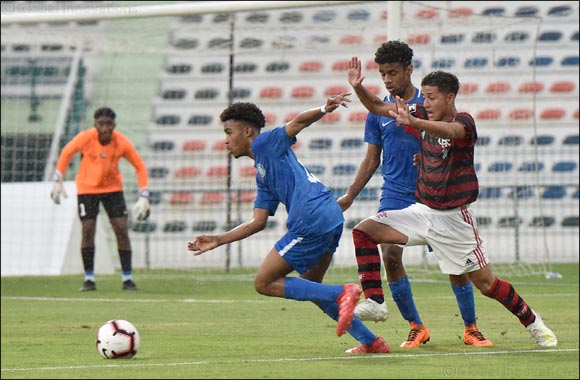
left=349, top=70, right=558, bottom=347
left=50, top=107, right=150, bottom=292
left=188, top=97, right=390, bottom=354
left=340, top=43, right=492, bottom=348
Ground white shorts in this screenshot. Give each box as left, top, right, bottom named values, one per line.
left=369, top=203, right=489, bottom=275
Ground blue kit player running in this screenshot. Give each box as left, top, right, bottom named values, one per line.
left=340, top=41, right=492, bottom=348
left=188, top=97, right=390, bottom=354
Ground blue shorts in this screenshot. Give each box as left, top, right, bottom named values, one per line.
left=378, top=189, right=415, bottom=213
left=274, top=224, right=343, bottom=274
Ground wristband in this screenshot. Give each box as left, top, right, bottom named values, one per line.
left=319, top=105, right=327, bottom=114
left=139, top=188, right=150, bottom=199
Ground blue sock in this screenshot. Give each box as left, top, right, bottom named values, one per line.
left=318, top=301, right=376, bottom=345
left=388, top=276, right=422, bottom=324
left=284, top=277, right=343, bottom=303
left=452, top=282, right=476, bottom=326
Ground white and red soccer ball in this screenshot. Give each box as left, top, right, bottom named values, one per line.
left=96, top=319, right=140, bottom=359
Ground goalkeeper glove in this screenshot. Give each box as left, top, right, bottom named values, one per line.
left=132, top=189, right=150, bottom=221
left=50, top=171, right=67, bottom=205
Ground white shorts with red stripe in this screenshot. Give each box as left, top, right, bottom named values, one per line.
left=369, top=202, right=488, bottom=275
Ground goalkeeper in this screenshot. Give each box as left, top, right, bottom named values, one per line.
left=50, top=106, right=150, bottom=292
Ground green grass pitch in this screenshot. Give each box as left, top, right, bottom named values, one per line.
left=1, top=263, right=578, bottom=379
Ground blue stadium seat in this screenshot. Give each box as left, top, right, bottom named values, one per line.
left=504, top=31, right=529, bottom=43
left=412, top=58, right=422, bottom=69
left=151, top=141, right=175, bottom=152
left=149, top=167, right=170, bottom=179
left=472, top=32, right=496, bottom=43
left=149, top=191, right=163, bottom=205
left=131, top=221, right=157, bottom=233
left=346, top=218, right=363, bottom=229
left=162, top=89, right=186, bottom=100
left=488, top=162, right=513, bottom=172
left=552, top=161, right=577, bottom=172
left=431, top=58, right=455, bottom=69
left=518, top=161, right=544, bottom=172
left=496, top=57, right=520, bottom=67
left=340, top=138, right=363, bottom=149
left=508, top=186, right=534, bottom=199
left=191, top=220, right=218, bottom=232
left=246, top=12, right=269, bottom=23
left=563, top=135, right=579, bottom=145
left=498, top=216, right=522, bottom=228
left=231, top=87, right=251, bottom=99
left=306, top=165, right=325, bottom=176
left=188, top=115, right=213, bottom=126
left=561, top=56, right=579, bottom=66
left=514, top=6, right=539, bottom=17
left=476, top=216, right=492, bottom=227
left=498, top=135, right=522, bottom=146
left=573, top=188, right=579, bottom=199
left=234, top=63, right=258, bottom=73
left=166, top=64, right=192, bottom=74
left=347, top=9, right=370, bottom=21
left=358, top=188, right=379, bottom=201
left=539, top=31, right=563, bottom=42
left=155, top=115, right=180, bottom=126
left=313, top=10, right=336, bottom=22
left=441, top=34, right=464, bottom=44
left=180, top=14, right=203, bottom=23
left=561, top=216, right=579, bottom=227
left=279, top=11, right=303, bottom=23
left=479, top=186, right=502, bottom=199
left=474, top=163, right=481, bottom=172
left=571, top=31, right=579, bottom=41
left=207, top=37, right=232, bottom=49
left=309, top=138, right=332, bottom=150
left=212, top=13, right=229, bottom=23
left=163, top=221, right=187, bottom=233
left=464, top=57, right=488, bottom=68
left=530, top=135, right=555, bottom=145
left=194, top=88, right=219, bottom=100
left=482, top=7, right=505, bottom=16
left=542, top=186, right=566, bottom=199
left=332, top=164, right=356, bottom=176
left=172, top=38, right=199, bottom=50
left=239, top=38, right=263, bottom=49
left=201, top=62, right=224, bottom=74
left=529, top=216, right=555, bottom=227
left=547, top=5, right=573, bottom=16
left=529, top=56, right=554, bottom=67
left=265, top=61, right=290, bottom=73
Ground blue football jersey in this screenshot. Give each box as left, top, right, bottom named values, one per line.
left=251, top=126, right=344, bottom=236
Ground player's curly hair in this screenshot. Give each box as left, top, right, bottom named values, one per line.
left=94, top=107, right=116, bottom=120
left=219, top=102, right=265, bottom=130
left=421, top=71, right=460, bottom=95
left=374, top=40, right=414, bottom=67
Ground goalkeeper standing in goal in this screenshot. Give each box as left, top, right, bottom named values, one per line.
left=50, top=106, right=150, bottom=292
left=349, top=68, right=558, bottom=347
left=189, top=96, right=391, bottom=354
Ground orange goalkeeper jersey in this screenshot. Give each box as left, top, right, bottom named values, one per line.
left=55, top=128, right=148, bottom=195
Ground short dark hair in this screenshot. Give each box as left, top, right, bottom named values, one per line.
left=219, top=102, right=265, bottom=130
left=94, top=107, right=116, bottom=120
left=421, top=71, right=460, bottom=95
left=374, top=40, right=414, bottom=67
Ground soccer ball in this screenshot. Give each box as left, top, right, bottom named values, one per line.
left=96, top=319, right=140, bottom=359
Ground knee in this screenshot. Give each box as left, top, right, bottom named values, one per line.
left=254, top=277, right=270, bottom=296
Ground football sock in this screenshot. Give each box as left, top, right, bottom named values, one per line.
left=483, top=277, right=535, bottom=327
left=122, top=273, right=132, bottom=282
left=85, top=272, right=95, bottom=282
left=388, top=276, right=423, bottom=325
left=352, top=229, right=384, bottom=304
left=284, top=277, right=343, bottom=302
left=452, top=282, right=476, bottom=326
left=118, top=250, right=132, bottom=273
left=318, top=301, right=377, bottom=345
left=81, top=247, right=95, bottom=273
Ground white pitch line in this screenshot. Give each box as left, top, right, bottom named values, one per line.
left=1, top=348, right=578, bottom=373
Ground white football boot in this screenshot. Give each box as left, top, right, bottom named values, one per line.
left=526, top=310, right=557, bottom=347
left=354, top=298, right=389, bottom=322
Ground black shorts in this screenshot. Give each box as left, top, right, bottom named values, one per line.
left=77, top=191, right=127, bottom=220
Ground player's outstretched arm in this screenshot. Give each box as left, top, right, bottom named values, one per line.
left=188, top=208, right=270, bottom=255
left=285, top=92, right=350, bottom=138
left=347, top=56, right=395, bottom=117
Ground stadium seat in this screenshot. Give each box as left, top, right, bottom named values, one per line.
left=206, top=166, right=228, bottom=178
left=231, top=88, right=251, bottom=99
left=476, top=136, right=491, bottom=146
left=542, top=186, right=566, bottom=199
left=571, top=31, right=579, bottom=41
left=374, top=34, right=388, bottom=44
left=347, top=9, right=370, bottom=21
left=259, top=87, right=283, bottom=99
left=212, top=140, right=227, bottom=151
left=291, top=86, right=315, bottom=98
left=324, top=85, right=349, bottom=96
left=415, top=8, right=438, bottom=19
left=498, top=135, right=523, bottom=146
left=552, top=161, right=577, bottom=172
left=331, top=59, right=350, bottom=71
left=504, top=31, right=530, bottom=43
left=448, top=7, right=473, bottom=18
left=479, top=187, right=502, bottom=199
left=264, top=112, right=277, bottom=125
left=472, top=32, right=496, bottom=43
left=265, top=61, right=290, bottom=73
left=188, top=115, right=213, bottom=126
left=574, top=109, right=580, bottom=119
left=201, top=62, right=224, bottom=74
left=529, top=216, right=555, bottom=227
left=498, top=216, right=523, bottom=228
left=563, top=135, right=579, bottom=145
left=549, top=81, right=575, bottom=93
left=339, top=35, right=363, bottom=45
left=309, top=138, right=332, bottom=150
left=299, top=60, right=324, bottom=72
left=166, top=64, right=192, bottom=74
left=332, top=164, right=356, bottom=176
left=183, top=140, right=207, bottom=152
left=366, top=84, right=382, bottom=95
left=212, top=13, right=229, bottom=23
left=169, top=192, right=194, bottom=206
left=561, top=56, right=579, bottom=66
left=151, top=141, right=175, bottom=152
left=239, top=38, right=263, bottom=49
left=349, top=111, right=368, bottom=123
left=431, top=58, right=455, bottom=69
left=279, top=11, right=303, bottom=23
left=358, top=187, right=379, bottom=201
left=573, top=188, right=580, bottom=199
left=518, top=81, right=544, bottom=93
left=234, top=63, right=258, bottom=73
left=441, top=33, right=465, bottom=44
left=149, top=166, right=170, bottom=179
left=508, top=186, right=534, bottom=199
left=464, top=57, right=488, bottom=69
left=518, top=161, right=544, bottom=172
left=306, top=164, right=325, bottom=176
left=459, top=82, right=478, bottom=95
left=207, top=37, right=232, bottom=49
left=514, top=6, right=539, bottom=17
left=155, top=114, right=180, bottom=126
left=149, top=191, right=162, bottom=205
left=530, top=135, right=555, bottom=146
left=485, top=81, right=511, bottom=94
left=540, top=108, right=565, bottom=120
left=246, top=12, right=269, bottom=23
left=131, top=221, right=157, bottom=233
left=561, top=216, right=579, bottom=227
left=340, top=138, right=363, bottom=149
left=174, top=166, right=202, bottom=179
left=407, top=34, right=430, bottom=45
left=284, top=112, right=299, bottom=123
left=172, top=38, right=199, bottom=50
left=476, top=216, right=492, bottom=227
left=496, top=56, right=520, bottom=68
left=240, top=165, right=257, bottom=177
left=313, top=10, right=336, bottom=22
left=194, top=88, right=219, bottom=100
left=366, top=60, right=379, bottom=71
left=231, top=191, right=255, bottom=204
left=529, top=56, right=553, bottom=67
left=163, top=221, right=187, bottom=233
left=180, top=14, right=203, bottom=23
left=200, top=192, right=225, bottom=205
left=508, top=108, right=533, bottom=120
left=488, top=162, right=513, bottom=172
left=319, top=112, right=340, bottom=124
left=539, top=31, right=563, bottom=42
left=547, top=5, right=573, bottom=16
left=482, top=7, right=505, bottom=16
left=191, top=220, right=218, bottom=232
left=477, top=109, right=501, bottom=120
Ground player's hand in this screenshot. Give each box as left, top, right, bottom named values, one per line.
left=413, top=153, right=421, bottom=167
left=187, top=235, right=220, bottom=255
left=336, top=194, right=353, bottom=211
left=324, top=92, right=351, bottom=113
left=388, top=95, right=413, bottom=126
left=347, top=56, right=365, bottom=88
left=132, top=196, right=150, bottom=221
left=50, top=179, right=67, bottom=205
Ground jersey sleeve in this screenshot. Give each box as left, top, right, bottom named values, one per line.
left=55, top=130, right=89, bottom=176
left=364, top=112, right=381, bottom=145
left=454, top=112, right=477, bottom=140
left=253, top=180, right=279, bottom=216
left=254, top=126, right=295, bottom=157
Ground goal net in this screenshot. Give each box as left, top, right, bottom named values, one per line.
left=1, top=1, right=578, bottom=278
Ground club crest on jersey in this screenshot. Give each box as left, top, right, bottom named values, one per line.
left=256, top=163, right=266, bottom=178
left=438, top=137, right=451, bottom=159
